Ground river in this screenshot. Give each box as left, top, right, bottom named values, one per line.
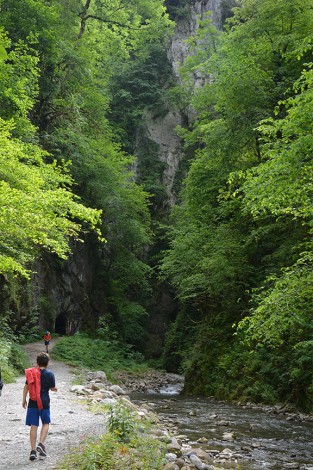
left=132, top=385, right=313, bottom=469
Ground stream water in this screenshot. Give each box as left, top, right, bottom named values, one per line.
left=132, top=386, right=313, bottom=469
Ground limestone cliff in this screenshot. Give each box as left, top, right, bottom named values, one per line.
left=137, top=0, right=230, bottom=206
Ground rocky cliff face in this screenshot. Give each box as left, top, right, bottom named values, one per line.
left=168, top=0, right=224, bottom=81
left=139, top=0, right=227, bottom=206
left=32, top=239, right=100, bottom=335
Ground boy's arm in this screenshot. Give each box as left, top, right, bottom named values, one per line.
left=50, top=372, right=57, bottom=392
left=22, top=383, right=29, bottom=408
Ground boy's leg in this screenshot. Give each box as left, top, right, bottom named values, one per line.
left=30, top=425, right=38, bottom=450
left=39, top=423, right=49, bottom=444
left=37, top=409, right=50, bottom=457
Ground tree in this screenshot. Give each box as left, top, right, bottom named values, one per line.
left=0, top=119, right=102, bottom=278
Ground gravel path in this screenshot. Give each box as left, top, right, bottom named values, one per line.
left=0, top=341, right=107, bottom=470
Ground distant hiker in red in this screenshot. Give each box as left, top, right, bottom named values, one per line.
left=22, top=352, right=57, bottom=461
left=43, top=331, right=51, bottom=353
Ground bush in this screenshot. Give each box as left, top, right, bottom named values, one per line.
left=0, top=336, right=29, bottom=382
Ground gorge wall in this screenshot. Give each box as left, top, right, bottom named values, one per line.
left=138, top=0, right=229, bottom=206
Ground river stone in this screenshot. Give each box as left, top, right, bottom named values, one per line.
left=175, top=458, right=187, bottom=468
left=100, top=398, right=117, bottom=405
left=168, top=437, right=181, bottom=451
left=282, top=464, right=300, bottom=469
left=109, top=384, right=126, bottom=395
left=166, top=452, right=178, bottom=462
left=207, top=450, right=219, bottom=456
left=87, top=371, right=107, bottom=383
left=197, top=437, right=208, bottom=443
left=222, top=432, right=235, bottom=441
left=163, top=463, right=177, bottom=470
left=70, top=385, right=86, bottom=393
left=189, top=454, right=213, bottom=470
left=187, top=448, right=212, bottom=462
left=91, top=382, right=106, bottom=391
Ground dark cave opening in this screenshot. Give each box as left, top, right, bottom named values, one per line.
left=55, top=312, right=67, bottom=335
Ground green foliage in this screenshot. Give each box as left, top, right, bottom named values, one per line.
left=108, top=403, right=135, bottom=442
left=0, top=119, right=102, bottom=277
left=237, top=254, right=313, bottom=348
left=58, top=401, right=166, bottom=469
left=109, top=43, right=173, bottom=145
left=0, top=336, right=29, bottom=382
left=52, top=334, right=148, bottom=376
left=240, top=63, right=313, bottom=221
left=0, top=0, right=169, bottom=336
left=164, top=0, right=192, bottom=20
left=161, top=0, right=313, bottom=411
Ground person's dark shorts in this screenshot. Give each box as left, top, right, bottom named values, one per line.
left=26, top=407, right=51, bottom=426
left=44, top=340, right=50, bottom=345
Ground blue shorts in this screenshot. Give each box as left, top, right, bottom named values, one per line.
left=26, top=408, right=51, bottom=426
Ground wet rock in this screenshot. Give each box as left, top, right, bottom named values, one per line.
left=187, top=448, right=212, bottom=462
left=222, top=432, right=235, bottom=441
left=197, top=437, right=208, bottom=443
left=207, top=450, right=219, bottom=457
left=286, top=414, right=297, bottom=421
left=189, top=453, right=213, bottom=470
left=251, top=441, right=262, bottom=448
left=220, top=449, right=232, bottom=459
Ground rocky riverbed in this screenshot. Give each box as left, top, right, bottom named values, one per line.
left=70, top=369, right=313, bottom=470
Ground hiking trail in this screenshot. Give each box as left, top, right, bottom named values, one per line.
left=0, top=340, right=106, bottom=469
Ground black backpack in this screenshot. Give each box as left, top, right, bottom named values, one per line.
left=0, top=369, right=4, bottom=396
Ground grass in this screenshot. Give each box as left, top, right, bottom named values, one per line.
left=51, top=333, right=149, bottom=379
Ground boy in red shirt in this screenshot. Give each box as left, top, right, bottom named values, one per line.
left=22, top=352, right=57, bottom=461
left=43, top=331, right=51, bottom=353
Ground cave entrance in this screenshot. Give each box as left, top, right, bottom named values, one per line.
left=55, top=313, right=67, bottom=335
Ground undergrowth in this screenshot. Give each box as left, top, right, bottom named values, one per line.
left=51, top=333, right=149, bottom=378
left=0, top=336, right=29, bottom=382
left=57, top=400, right=166, bottom=470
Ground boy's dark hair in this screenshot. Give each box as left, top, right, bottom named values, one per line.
left=37, top=352, right=50, bottom=367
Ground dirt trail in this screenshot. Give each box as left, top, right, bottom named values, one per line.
left=0, top=340, right=107, bottom=470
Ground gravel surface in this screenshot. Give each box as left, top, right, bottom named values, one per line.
left=0, top=341, right=107, bottom=469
